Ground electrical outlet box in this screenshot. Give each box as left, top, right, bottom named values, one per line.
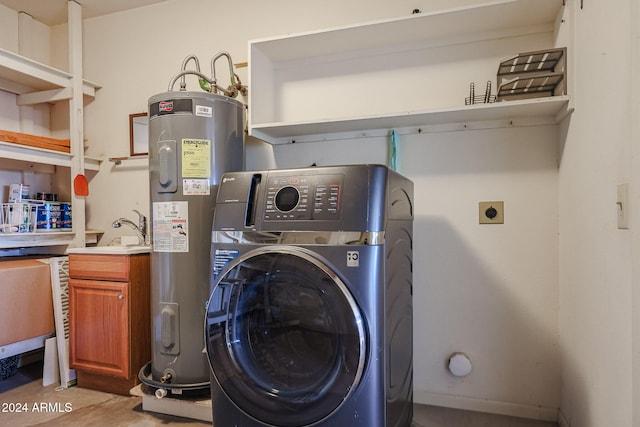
left=479, top=201, right=504, bottom=224
left=617, top=183, right=629, bottom=229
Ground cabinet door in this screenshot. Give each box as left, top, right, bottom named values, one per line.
left=69, top=278, right=129, bottom=378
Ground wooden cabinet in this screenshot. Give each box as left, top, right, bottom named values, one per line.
left=69, top=253, right=150, bottom=395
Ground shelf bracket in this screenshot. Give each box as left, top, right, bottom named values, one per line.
left=109, top=157, right=126, bottom=165
left=17, top=87, right=73, bottom=106
left=109, top=155, right=148, bottom=167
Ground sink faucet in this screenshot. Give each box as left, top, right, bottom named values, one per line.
left=112, top=209, right=147, bottom=245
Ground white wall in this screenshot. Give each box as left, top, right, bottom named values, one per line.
left=0, top=6, right=56, bottom=202
left=275, top=126, right=560, bottom=417
left=558, top=1, right=636, bottom=426
left=0, top=7, right=51, bottom=138
left=632, top=2, right=640, bottom=426
left=47, top=0, right=562, bottom=419
left=0, top=3, right=18, bottom=52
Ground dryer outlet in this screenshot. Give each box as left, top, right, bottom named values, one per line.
left=479, top=201, right=504, bottom=224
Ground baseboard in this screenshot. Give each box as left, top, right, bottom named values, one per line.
left=414, top=390, right=558, bottom=423
left=18, top=348, right=44, bottom=367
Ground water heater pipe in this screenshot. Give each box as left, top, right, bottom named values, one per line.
left=167, top=70, right=215, bottom=92
left=179, top=54, right=201, bottom=91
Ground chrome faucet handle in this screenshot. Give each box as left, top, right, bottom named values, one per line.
left=132, top=209, right=147, bottom=242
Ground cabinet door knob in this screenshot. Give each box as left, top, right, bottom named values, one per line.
left=118, top=294, right=124, bottom=300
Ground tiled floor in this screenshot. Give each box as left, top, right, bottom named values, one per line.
left=0, top=361, right=558, bottom=427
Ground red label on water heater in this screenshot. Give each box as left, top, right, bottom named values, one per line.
left=159, top=101, right=174, bottom=112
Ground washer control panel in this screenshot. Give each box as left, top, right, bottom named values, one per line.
left=264, top=174, right=343, bottom=221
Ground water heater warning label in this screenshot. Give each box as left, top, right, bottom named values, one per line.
left=152, top=201, right=189, bottom=253
left=182, top=138, right=210, bottom=178
left=183, top=178, right=210, bottom=196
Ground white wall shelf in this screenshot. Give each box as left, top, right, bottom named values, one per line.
left=0, top=47, right=101, bottom=103
left=248, top=0, right=567, bottom=144
left=0, top=2, right=100, bottom=251
left=0, top=141, right=101, bottom=171
left=0, top=230, right=102, bottom=250
left=252, top=95, right=571, bottom=144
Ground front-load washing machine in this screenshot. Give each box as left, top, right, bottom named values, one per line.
left=205, top=164, right=414, bottom=427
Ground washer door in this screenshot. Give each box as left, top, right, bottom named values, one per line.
left=206, top=246, right=367, bottom=427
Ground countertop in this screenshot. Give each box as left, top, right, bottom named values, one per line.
left=66, top=245, right=152, bottom=255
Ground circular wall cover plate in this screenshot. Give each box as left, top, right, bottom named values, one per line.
left=448, top=352, right=472, bottom=377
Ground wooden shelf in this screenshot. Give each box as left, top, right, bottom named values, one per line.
left=248, top=0, right=567, bottom=144
left=0, top=46, right=102, bottom=169
left=0, top=2, right=99, bottom=250
left=0, top=230, right=102, bottom=250
left=0, top=141, right=101, bottom=171
left=0, top=47, right=101, bottom=103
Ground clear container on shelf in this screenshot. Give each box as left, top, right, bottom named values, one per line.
left=0, top=203, right=38, bottom=233
left=0, top=201, right=72, bottom=233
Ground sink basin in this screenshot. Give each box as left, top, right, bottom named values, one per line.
left=67, top=244, right=152, bottom=255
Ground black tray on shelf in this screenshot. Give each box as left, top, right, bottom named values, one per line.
left=497, top=72, right=564, bottom=101
left=497, top=47, right=566, bottom=101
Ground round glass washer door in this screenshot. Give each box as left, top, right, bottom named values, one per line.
left=206, top=246, right=367, bottom=427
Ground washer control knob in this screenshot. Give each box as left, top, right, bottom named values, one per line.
left=275, top=186, right=300, bottom=212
